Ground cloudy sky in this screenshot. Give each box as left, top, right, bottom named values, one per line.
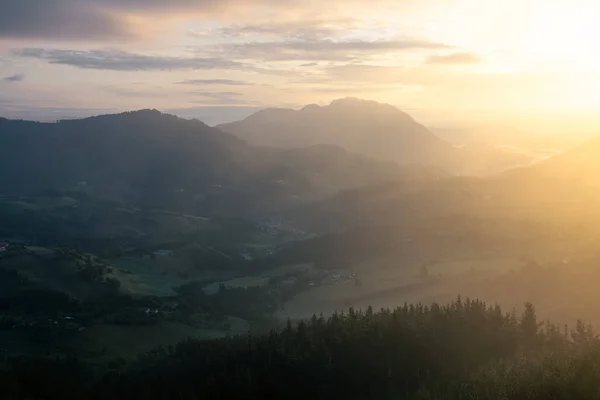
left=1, top=0, right=599, bottom=130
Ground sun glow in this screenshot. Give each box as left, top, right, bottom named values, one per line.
left=518, top=0, right=600, bottom=72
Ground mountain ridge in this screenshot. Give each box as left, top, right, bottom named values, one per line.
left=218, top=98, right=533, bottom=175
left=0, top=109, right=434, bottom=217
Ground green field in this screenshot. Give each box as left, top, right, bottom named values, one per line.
left=279, top=257, right=520, bottom=319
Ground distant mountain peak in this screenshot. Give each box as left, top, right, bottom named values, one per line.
left=66, top=108, right=166, bottom=122
left=60, top=109, right=211, bottom=130
left=326, top=97, right=414, bottom=120
left=328, top=97, right=393, bottom=109
left=0, top=111, right=403, bottom=216
left=218, top=98, right=528, bottom=175
left=217, top=98, right=444, bottom=164
left=108, top=109, right=171, bottom=119
left=302, top=104, right=321, bottom=111
left=127, top=108, right=163, bottom=115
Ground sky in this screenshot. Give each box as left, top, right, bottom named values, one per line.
left=1, top=0, right=600, bottom=133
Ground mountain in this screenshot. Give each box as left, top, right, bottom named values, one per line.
left=287, top=176, right=485, bottom=232
left=218, top=98, right=446, bottom=163
left=490, top=136, right=600, bottom=219
left=0, top=110, right=416, bottom=217
left=275, top=141, right=600, bottom=271
left=292, top=134, right=600, bottom=234
left=218, top=98, right=533, bottom=175
left=502, top=136, right=600, bottom=183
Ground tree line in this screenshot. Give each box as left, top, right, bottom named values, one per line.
left=2, top=298, right=600, bottom=399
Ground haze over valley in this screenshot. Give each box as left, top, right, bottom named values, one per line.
left=3, top=98, right=600, bottom=338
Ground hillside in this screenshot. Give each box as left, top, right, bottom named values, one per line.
left=0, top=110, right=409, bottom=217
left=287, top=133, right=600, bottom=234
left=487, top=135, right=600, bottom=222
left=501, top=136, right=600, bottom=184
left=218, top=98, right=532, bottom=175
left=273, top=138, right=600, bottom=274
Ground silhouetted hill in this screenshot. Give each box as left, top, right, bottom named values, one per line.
left=287, top=177, right=482, bottom=232
left=218, top=98, right=532, bottom=175
left=491, top=135, right=600, bottom=198
left=502, top=136, right=600, bottom=184
left=484, top=136, right=600, bottom=223
left=290, top=134, right=600, bottom=236
left=218, top=98, right=443, bottom=161
left=0, top=110, right=413, bottom=216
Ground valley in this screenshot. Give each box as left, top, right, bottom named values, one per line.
left=2, top=101, right=600, bottom=368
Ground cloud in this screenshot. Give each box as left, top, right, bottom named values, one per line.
left=0, top=0, right=290, bottom=40
left=187, top=90, right=248, bottom=105
left=315, top=64, right=444, bottom=86
left=0, top=98, right=18, bottom=107
left=3, top=74, right=25, bottom=82
left=11, top=48, right=243, bottom=71
left=175, top=79, right=252, bottom=86
left=189, top=91, right=244, bottom=98
left=0, top=0, right=133, bottom=40
left=215, top=39, right=451, bottom=62
left=0, top=0, right=232, bottom=40
left=99, top=83, right=169, bottom=97
left=0, top=0, right=387, bottom=40
left=214, top=19, right=356, bottom=41
left=9, top=46, right=314, bottom=79
left=310, top=87, right=367, bottom=94
left=189, top=98, right=251, bottom=105
left=189, top=99, right=250, bottom=105
left=426, top=52, right=482, bottom=65
left=9, top=40, right=449, bottom=75
left=318, top=64, right=403, bottom=84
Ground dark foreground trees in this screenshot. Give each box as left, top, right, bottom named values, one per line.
left=2, top=298, right=600, bottom=399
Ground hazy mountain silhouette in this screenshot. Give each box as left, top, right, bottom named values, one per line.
left=294, top=134, right=600, bottom=233
left=218, top=98, right=532, bottom=175
left=492, top=136, right=600, bottom=212
left=504, top=136, right=600, bottom=183
left=287, top=176, right=483, bottom=232
left=0, top=110, right=429, bottom=216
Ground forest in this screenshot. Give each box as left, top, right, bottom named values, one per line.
left=2, top=298, right=600, bottom=400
